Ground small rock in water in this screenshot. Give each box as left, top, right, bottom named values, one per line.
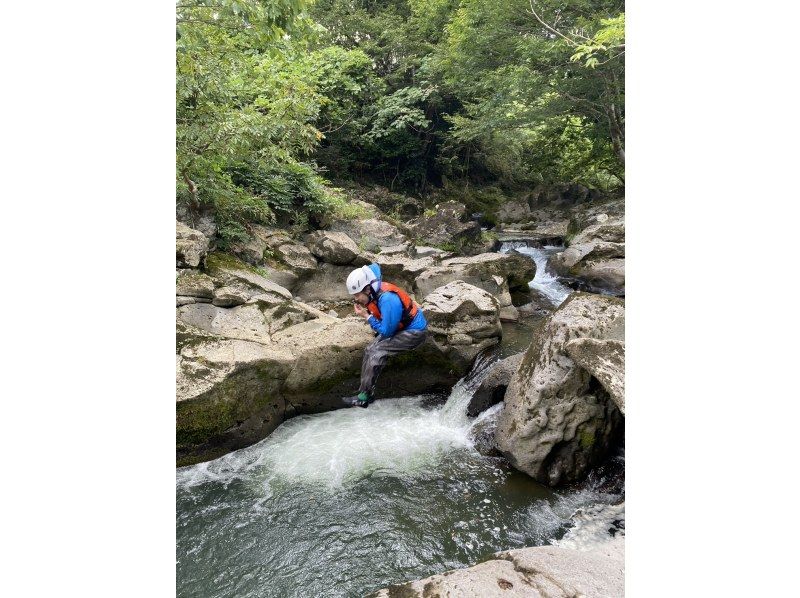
left=483, top=499, right=491, bottom=503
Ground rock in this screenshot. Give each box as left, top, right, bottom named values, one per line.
left=566, top=338, right=625, bottom=415
left=499, top=306, right=520, bottom=322
left=549, top=221, right=625, bottom=296
left=573, top=259, right=625, bottom=295
left=376, top=255, right=437, bottom=295
left=211, top=286, right=250, bottom=307
left=177, top=303, right=273, bottom=344
left=408, top=201, right=481, bottom=247
left=257, top=264, right=300, bottom=292
left=305, top=230, right=367, bottom=265
left=368, top=537, right=624, bottom=598
left=239, top=226, right=318, bottom=274
left=415, top=253, right=535, bottom=307
left=329, top=217, right=407, bottom=253
left=205, top=253, right=293, bottom=303
left=294, top=262, right=355, bottom=303
left=414, top=245, right=450, bottom=258
left=497, top=199, right=532, bottom=223
left=176, top=205, right=217, bottom=240
left=495, top=293, right=624, bottom=486
left=422, top=281, right=502, bottom=370
left=176, top=221, right=210, bottom=268
left=176, top=269, right=215, bottom=299
left=176, top=296, right=210, bottom=307
left=468, top=353, right=523, bottom=416
left=570, top=218, right=625, bottom=245
left=378, top=242, right=412, bottom=256
left=176, top=337, right=295, bottom=465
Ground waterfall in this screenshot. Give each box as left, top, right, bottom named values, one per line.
left=499, top=242, right=572, bottom=307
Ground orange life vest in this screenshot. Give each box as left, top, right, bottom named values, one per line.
left=366, top=282, right=419, bottom=331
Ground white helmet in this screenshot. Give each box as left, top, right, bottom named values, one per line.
left=346, top=265, right=377, bottom=295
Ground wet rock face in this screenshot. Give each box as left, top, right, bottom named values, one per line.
left=367, top=536, right=624, bottom=598
left=176, top=221, right=210, bottom=268
left=495, top=293, right=625, bottom=486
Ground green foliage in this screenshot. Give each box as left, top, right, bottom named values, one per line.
left=432, top=0, right=625, bottom=188
left=176, top=0, right=625, bottom=241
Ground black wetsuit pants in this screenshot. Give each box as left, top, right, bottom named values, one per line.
left=359, top=329, right=428, bottom=395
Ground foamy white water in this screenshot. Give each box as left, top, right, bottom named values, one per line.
left=177, top=356, right=624, bottom=598
left=500, top=242, right=572, bottom=306
left=556, top=502, right=625, bottom=550
left=177, top=353, right=497, bottom=490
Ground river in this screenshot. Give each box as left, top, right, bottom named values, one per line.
left=176, top=244, right=624, bottom=597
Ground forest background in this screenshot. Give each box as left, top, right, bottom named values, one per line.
left=177, top=0, right=625, bottom=244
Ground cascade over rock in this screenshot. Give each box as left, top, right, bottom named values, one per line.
left=468, top=353, right=523, bottom=416
left=176, top=254, right=489, bottom=465
left=495, top=293, right=624, bottom=486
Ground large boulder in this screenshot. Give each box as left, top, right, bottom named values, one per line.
left=176, top=269, right=214, bottom=300
left=329, top=217, right=408, bottom=253
left=368, top=537, right=624, bottom=598
left=293, top=262, right=354, bottom=303
left=176, top=335, right=296, bottom=465
left=305, top=230, right=369, bottom=266
left=415, top=253, right=535, bottom=307
left=422, top=281, right=502, bottom=370
left=495, top=293, right=624, bottom=486
left=204, top=253, right=294, bottom=303
left=550, top=217, right=626, bottom=296
left=497, top=199, right=532, bottom=224
left=408, top=201, right=481, bottom=248
left=467, top=353, right=523, bottom=416
left=176, top=221, right=210, bottom=268
left=570, top=217, right=625, bottom=245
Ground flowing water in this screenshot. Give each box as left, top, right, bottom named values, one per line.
left=176, top=355, right=624, bottom=597
left=499, top=242, right=573, bottom=307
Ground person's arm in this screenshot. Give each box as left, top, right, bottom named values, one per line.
left=367, top=293, right=402, bottom=337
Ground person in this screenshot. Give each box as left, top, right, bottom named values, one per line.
left=342, top=263, right=428, bottom=407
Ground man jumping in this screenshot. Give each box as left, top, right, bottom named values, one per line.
left=342, top=263, right=428, bottom=408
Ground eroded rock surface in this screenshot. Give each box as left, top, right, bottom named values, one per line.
left=495, top=293, right=624, bottom=486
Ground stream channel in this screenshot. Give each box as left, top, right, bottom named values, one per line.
left=176, top=243, right=624, bottom=598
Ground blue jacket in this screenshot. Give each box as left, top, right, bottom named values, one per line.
left=365, top=263, right=427, bottom=337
